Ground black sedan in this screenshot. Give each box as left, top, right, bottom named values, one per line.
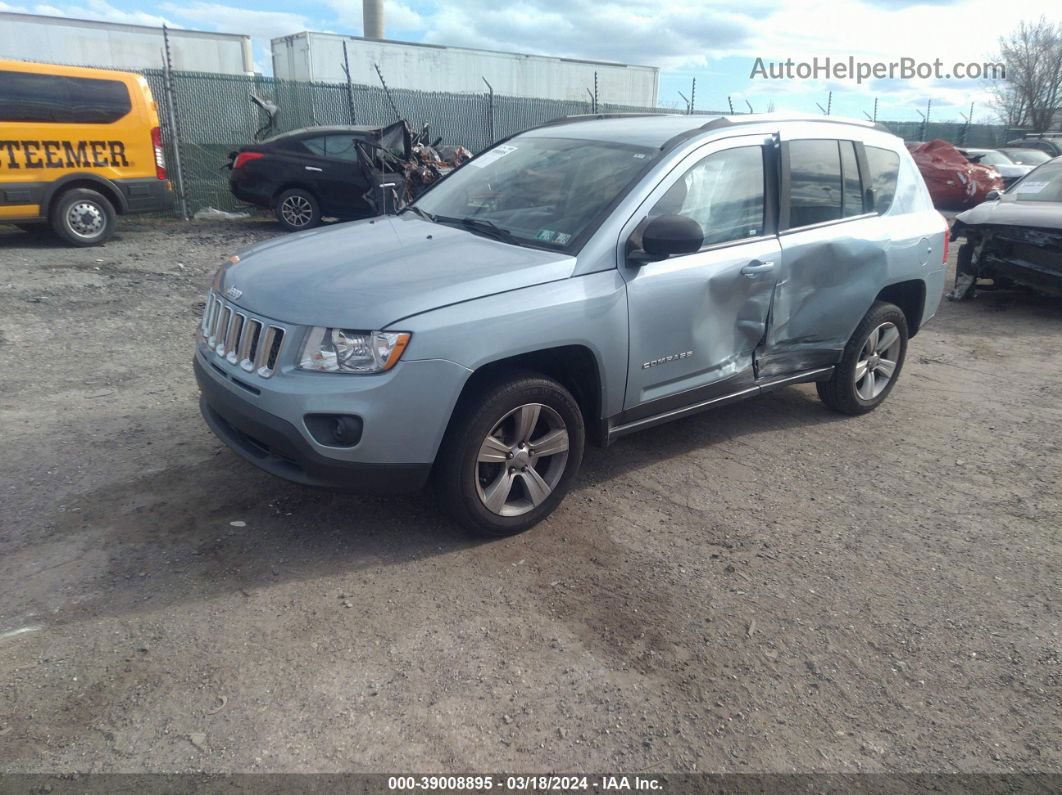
left=950, top=156, right=1062, bottom=299
left=227, top=122, right=410, bottom=231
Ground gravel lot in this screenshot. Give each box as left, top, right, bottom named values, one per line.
left=0, top=217, right=1059, bottom=774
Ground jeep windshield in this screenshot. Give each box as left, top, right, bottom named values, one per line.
left=1006, top=161, right=1062, bottom=202
left=411, top=136, right=657, bottom=251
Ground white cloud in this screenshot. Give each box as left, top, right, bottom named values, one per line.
left=0, top=0, right=170, bottom=25
left=161, top=2, right=311, bottom=39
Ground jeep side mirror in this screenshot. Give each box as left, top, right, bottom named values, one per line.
left=631, top=214, right=703, bottom=264
left=985, top=190, right=1001, bottom=201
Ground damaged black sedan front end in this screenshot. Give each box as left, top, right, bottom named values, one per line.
left=949, top=157, right=1062, bottom=300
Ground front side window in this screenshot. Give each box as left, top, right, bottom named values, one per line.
left=787, top=139, right=843, bottom=228
left=650, top=145, right=765, bottom=246
left=414, top=136, right=657, bottom=251
left=864, top=145, right=901, bottom=214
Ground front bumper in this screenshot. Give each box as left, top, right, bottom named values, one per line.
left=194, top=348, right=469, bottom=493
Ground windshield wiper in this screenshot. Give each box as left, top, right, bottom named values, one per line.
left=456, top=216, right=521, bottom=245
left=401, top=205, right=436, bottom=223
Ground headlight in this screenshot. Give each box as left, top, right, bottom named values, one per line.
left=299, top=327, right=411, bottom=373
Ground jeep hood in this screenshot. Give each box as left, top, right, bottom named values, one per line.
left=218, top=215, right=576, bottom=328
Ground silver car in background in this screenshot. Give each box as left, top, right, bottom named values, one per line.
left=195, top=113, right=947, bottom=536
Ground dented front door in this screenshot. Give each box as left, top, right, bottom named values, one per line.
left=621, top=137, right=779, bottom=413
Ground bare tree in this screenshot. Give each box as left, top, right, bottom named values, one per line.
left=992, top=18, right=1062, bottom=131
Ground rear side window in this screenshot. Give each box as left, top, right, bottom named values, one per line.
left=0, top=70, right=132, bottom=124
left=787, top=139, right=843, bottom=228
left=864, top=146, right=900, bottom=214
left=324, top=135, right=362, bottom=161
left=300, top=136, right=327, bottom=156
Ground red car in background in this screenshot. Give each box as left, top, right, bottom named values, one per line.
left=907, top=139, right=1004, bottom=209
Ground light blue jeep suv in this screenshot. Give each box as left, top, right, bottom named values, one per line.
left=195, top=113, right=946, bottom=535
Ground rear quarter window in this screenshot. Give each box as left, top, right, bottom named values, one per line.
left=864, top=146, right=901, bottom=213
left=0, top=70, right=132, bottom=124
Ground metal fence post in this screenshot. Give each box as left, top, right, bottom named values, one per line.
left=482, top=77, right=495, bottom=144
left=374, top=63, right=401, bottom=121
left=342, top=41, right=357, bottom=123
left=161, top=25, right=188, bottom=220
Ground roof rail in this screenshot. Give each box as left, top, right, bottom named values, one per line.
left=534, top=112, right=677, bottom=130
left=660, top=114, right=894, bottom=151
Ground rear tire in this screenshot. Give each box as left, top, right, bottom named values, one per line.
left=817, top=301, right=909, bottom=415
left=51, top=188, right=116, bottom=246
left=435, top=373, right=585, bottom=537
left=275, top=188, right=321, bottom=232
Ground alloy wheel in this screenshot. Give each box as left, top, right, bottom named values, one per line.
left=475, top=403, right=570, bottom=517
left=854, top=321, right=901, bottom=400
left=280, top=195, right=313, bottom=227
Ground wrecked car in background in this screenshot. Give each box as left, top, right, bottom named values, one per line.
left=907, top=139, right=1003, bottom=210
left=227, top=119, right=471, bottom=231
left=949, top=156, right=1062, bottom=299
left=959, top=147, right=1033, bottom=189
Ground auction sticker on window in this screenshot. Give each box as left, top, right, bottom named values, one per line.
left=469, top=144, right=517, bottom=168
left=1015, top=181, right=1049, bottom=194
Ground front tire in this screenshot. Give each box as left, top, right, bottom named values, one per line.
left=435, top=374, right=585, bottom=537
left=817, top=301, right=909, bottom=415
left=51, top=188, right=116, bottom=246
left=275, top=188, right=321, bottom=232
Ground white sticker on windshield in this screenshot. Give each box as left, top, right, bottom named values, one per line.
left=1016, top=181, right=1049, bottom=193
left=469, top=144, right=518, bottom=168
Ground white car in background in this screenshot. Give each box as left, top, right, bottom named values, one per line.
left=960, top=147, right=1034, bottom=188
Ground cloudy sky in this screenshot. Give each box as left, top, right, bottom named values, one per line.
left=2, top=0, right=1060, bottom=122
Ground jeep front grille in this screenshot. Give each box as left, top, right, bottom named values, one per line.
left=200, top=292, right=285, bottom=378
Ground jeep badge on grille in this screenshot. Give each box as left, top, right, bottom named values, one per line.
left=224, top=286, right=243, bottom=300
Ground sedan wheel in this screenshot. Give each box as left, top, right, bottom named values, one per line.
left=275, top=189, right=321, bottom=232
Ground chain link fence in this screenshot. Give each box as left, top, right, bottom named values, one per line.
left=141, top=68, right=1012, bottom=216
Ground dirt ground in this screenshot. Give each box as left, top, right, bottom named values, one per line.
left=0, top=217, right=1058, bottom=775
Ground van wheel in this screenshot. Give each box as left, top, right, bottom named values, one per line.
left=51, top=189, right=116, bottom=246
left=817, top=301, right=909, bottom=415
left=275, top=189, right=321, bottom=232
left=435, top=374, right=585, bottom=537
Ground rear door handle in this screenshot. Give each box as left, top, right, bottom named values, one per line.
left=305, top=166, right=323, bottom=172
left=741, top=259, right=775, bottom=277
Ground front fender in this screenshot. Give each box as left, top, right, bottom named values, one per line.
left=395, top=270, right=630, bottom=418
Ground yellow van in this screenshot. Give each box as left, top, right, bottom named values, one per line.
left=0, top=59, right=171, bottom=246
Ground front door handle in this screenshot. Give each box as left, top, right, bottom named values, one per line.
left=305, top=166, right=323, bottom=172
left=741, top=259, right=775, bottom=277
